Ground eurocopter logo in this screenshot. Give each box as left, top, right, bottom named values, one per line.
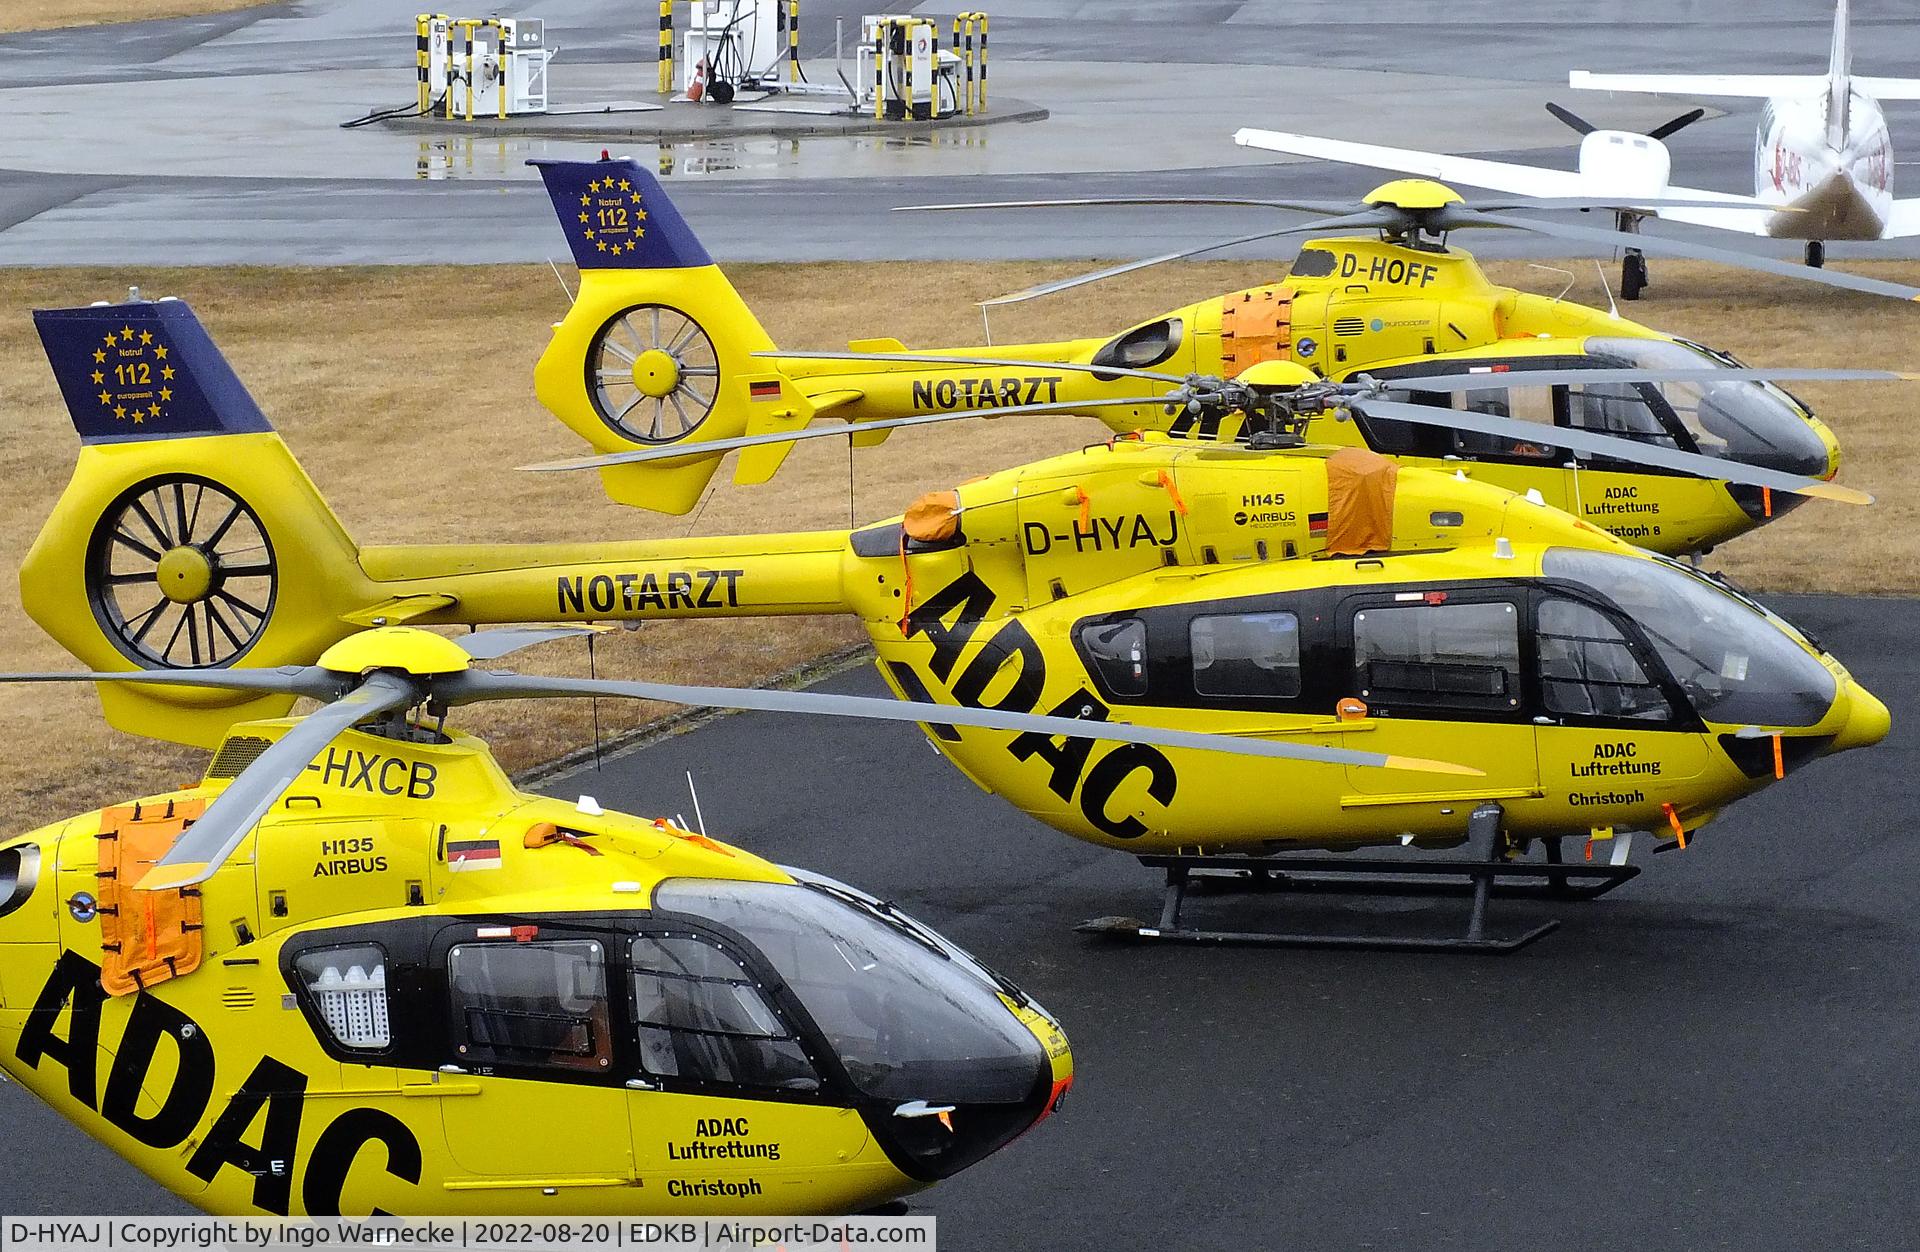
left=86, top=322, right=176, bottom=426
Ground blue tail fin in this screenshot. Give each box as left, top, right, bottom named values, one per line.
left=34, top=297, right=273, bottom=444
left=530, top=156, right=714, bottom=271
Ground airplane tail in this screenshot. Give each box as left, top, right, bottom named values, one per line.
left=1827, top=0, right=1852, bottom=148
left=24, top=297, right=379, bottom=746
left=530, top=156, right=821, bottom=514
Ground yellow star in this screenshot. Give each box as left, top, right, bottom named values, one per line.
left=91, top=370, right=103, bottom=384
left=92, top=348, right=106, bottom=363
left=148, top=403, right=161, bottom=418
left=635, top=205, right=647, bottom=217
left=153, top=345, right=167, bottom=360
left=618, top=178, right=632, bottom=191
left=584, top=228, right=595, bottom=239
left=579, top=193, right=590, bottom=206
left=595, top=240, right=608, bottom=252
left=139, top=330, right=152, bottom=345
left=131, top=410, right=144, bottom=424
left=105, top=332, right=117, bottom=347
left=636, top=226, right=646, bottom=238
left=161, top=365, right=175, bottom=380
left=97, top=390, right=111, bottom=405
left=119, top=324, right=133, bottom=340
left=631, top=194, right=644, bottom=206
left=113, top=404, right=126, bottom=419
left=158, top=387, right=172, bottom=401
left=577, top=211, right=588, bottom=224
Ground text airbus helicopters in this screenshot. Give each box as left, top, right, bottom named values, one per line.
left=516, top=158, right=1903, bottom=558
left=18, top=289, right=1887, bottom=950
left=0, top=617, right=1380, bottom=1216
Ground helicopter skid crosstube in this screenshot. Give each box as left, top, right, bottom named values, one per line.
left=1076, top=813, right=1640, bottom=954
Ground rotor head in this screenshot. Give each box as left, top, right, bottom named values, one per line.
left=316, top=626, right=475, bottom=678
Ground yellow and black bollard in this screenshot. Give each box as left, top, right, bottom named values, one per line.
left=416, top=14, right=432, bottom=113
left=658, top=0, right=674, bottom=94
left=788, top=0, right=800, bottom=82
left=873, top=22, right=885, bottom=120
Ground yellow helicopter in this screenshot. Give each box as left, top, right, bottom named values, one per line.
left=18, top=290, right=1888, bottom=949
left=515, top=158, right=1904, bottom=558
left=0, top=619, right=1369, bottom=1215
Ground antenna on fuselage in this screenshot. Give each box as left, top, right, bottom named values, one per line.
left=686, top=770, right=709, bottom=836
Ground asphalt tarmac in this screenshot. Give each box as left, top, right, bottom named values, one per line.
left=2, top=593, right=1914, bottom=1249
left=6, top=0, right=1920, bottom=265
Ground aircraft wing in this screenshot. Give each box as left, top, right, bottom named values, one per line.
left=1569, top=70, right=1825, bottom=98
left=1650, top=204, right=1774, bottom=234
left=1232, top=128, right=1590, bottom=198
left=1879, top=199, right=1920, bottom=238
left=1855, top=77, right=1920, bottom=101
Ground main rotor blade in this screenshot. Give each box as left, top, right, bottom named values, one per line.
left=521, top=396, right=1179, bottom=473
left=981, top=211, right=1400, bottom=307
left=756, top=348, right=1190, bottom=386
left=442, top=672, right=1481, bottom=776
left=0, top=665, right=344, bottom=701
left=1465, top=208, right=1920, bottom=302
left=1647, top=108, right=1706, bottom=140
left=894, top=195, right=1363, bottom=214
left=455, top=626, right=609, bottom=660
left=139, top=671, right=421, bottom=891
left=1377, top=366, right=1918, bottom=392
left=1348, top=396, right=1872, bottom=504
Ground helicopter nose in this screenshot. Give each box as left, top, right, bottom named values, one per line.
left=1831, top=680, right=1891, bottom=754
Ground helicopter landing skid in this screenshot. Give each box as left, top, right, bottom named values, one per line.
left=1076, top=806, right=1639, bottom=954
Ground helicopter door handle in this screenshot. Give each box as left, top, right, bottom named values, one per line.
left=1533, top=716, right=1558, bottom=725
left=894, top=1100, right=957, bottom=1119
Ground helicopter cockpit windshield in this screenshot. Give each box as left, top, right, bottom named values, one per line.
left=651, top=876, right=1058, bottom=1178
left=1543, top=547, right=1836, bottom=727
left=1582, top=337, right=1831, bottom=477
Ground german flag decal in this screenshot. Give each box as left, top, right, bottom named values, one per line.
left=447, top=837, right=502, bottom=872
left=1308, top=512, right=1329, bottom=536
left=749, top=379, right=781, bottom=402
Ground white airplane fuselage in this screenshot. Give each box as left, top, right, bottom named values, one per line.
left=1752, top=90, right=1893, bottom=238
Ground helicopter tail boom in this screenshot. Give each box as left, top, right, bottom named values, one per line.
left=530, top=157, right=819, bottom=514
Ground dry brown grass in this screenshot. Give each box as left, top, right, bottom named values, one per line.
left=0, top=257, right=1914, bottom=822
left=0, top=0, right=264, bottom=34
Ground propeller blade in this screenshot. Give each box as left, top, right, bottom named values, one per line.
left=521, top=397, right=1181, bottom=473
left=1465, top=208, right=1920, bottom=302
left=441, top=671, right=1482, bottom=776
left=1647, top=108, right=1706, bottom=140
left=1545, top=102, right=1597, bottom=135
left=1378, top=366, right=1919, bottom=392
left=0, top=665, right=343, bottom=700
left=1457, top=195, right=1779, bottom=214
left=894, top=195, right=1362, bottom=214
left=756, top=348, right=1190, bottom=386
left=454, top=626, right=610, bottom=660
left=139, top=671, right=422, bottom=891
left=979, top=210, right=1401, bottom=307
left=1348, top=396, right=1872, bottom=504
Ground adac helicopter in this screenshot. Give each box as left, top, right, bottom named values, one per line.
left=16, top=289, right=1888, bottom=949
left=0, top=618, right=1360, bottom=1216
left=514, top=157, right=1903, bottom=558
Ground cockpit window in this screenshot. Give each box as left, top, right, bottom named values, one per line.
left=654, top=880, right=1045, bottom=1106
left=448, top=939, right=612, bottom=1073
left=1091, top=318, right=1182, bottom=372
left=1586, top=337, right=1828, bottom=475
left=630, top=932, right=821, bottom=1091
left=1536, top=598, right=1673, bottom=722
left=1544, top=548, right=1835, bottom=726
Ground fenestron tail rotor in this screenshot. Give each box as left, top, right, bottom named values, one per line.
left=0, top=626, right=1482, bottom=888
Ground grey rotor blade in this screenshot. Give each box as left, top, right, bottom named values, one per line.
left=1457, top=196, right=1779, bottom=213
left=980, top=210, right=1401, bottom=307
left=753, top=348, right=1192, bottom=386
left=455, top=626, right=607, bottom=660
left=1375, top=366, right=1917, bottom=392
left=0, top=665, right=345, bottom=701
left=140, top=671, right=421, bottom=891
left=520, top=396, right=1182, bottom=473
left=441, top=672, right=1480, bottom=776
left=893, top=195, right=1362, bottom=214
left=1348, top=397, right=1872, bottom=504
left=1464, top=208, right=1920, bottom=302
